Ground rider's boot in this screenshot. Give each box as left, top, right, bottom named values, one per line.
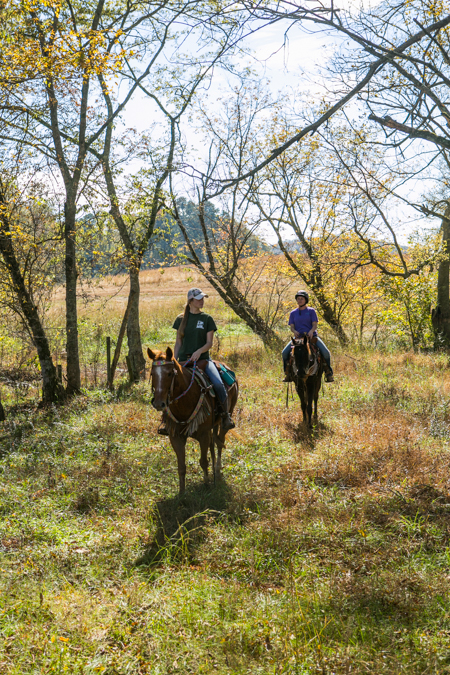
left=324, top=365, right=334, bottom=383
left=282, top=366, right=293, bottom=383
left=220, top=398, right=235, bottom=431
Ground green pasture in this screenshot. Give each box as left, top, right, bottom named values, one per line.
left=1, top=333, right=450, bottom=673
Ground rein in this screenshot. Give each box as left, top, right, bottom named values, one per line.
left=172, top=361, right=197, bottom=402
left=151, top=359, right=197, bottom=403
left=286, top=337, right=318, bottom=408
left=152, top=358, right=210, bottom=434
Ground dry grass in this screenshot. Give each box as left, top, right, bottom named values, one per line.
left=1, top=328, right=450, bottom=671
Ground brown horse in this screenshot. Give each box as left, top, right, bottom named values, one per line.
left=147, top=347, right=239, bottom=494
left=290, top=335, right=324, bottom=427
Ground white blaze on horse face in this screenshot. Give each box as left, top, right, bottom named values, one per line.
left=151, top=365, right=171, bottom=410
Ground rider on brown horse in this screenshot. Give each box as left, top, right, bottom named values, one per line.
left=282, top=290, right=334, bottom=383
left=158, top=288, right=235, bottom=435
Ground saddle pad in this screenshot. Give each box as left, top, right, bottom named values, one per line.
left=289, top=350, right=321, bottom=377
left=307, top=360, right=319, bottom=376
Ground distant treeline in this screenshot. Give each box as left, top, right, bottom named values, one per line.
left=78, top=198, right=271, bottom=277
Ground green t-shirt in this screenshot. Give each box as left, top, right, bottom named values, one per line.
left=172, top=312, right=217, bottom=362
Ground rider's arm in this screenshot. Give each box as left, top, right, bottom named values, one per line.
left=308, top=321, right=318, bottom=338
left=289, top=322, right=300, bottom=338
left=191, top=330, right=214, bottom=362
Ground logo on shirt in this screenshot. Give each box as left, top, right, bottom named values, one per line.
left=196, top=320, right=204, bottom=329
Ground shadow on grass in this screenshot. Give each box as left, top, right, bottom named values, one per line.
left=286, top=419, right=332, bottom=449
left=135, top=480, right=234, bottom=568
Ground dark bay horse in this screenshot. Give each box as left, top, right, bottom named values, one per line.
left=147, top=347, right=239, bottom=494
left=290, top=335, right=324, bottom=427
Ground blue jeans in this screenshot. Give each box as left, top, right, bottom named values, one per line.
left=205, top=360, right=227, bottom=404
left=282, top=338, right=332, bottom=373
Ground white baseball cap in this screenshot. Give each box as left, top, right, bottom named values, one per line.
left=187, top=287, right=208, bottom=300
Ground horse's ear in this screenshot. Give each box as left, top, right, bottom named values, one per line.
left=166, top=346, right=173, bottom=360
left=147, top=348, right=156, bottom=360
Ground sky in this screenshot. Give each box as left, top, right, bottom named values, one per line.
left=124, top=18, right=344, bottom=134
left=118, top=0, right=435, bottom=245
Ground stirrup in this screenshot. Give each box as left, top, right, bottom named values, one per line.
left=325, top=373, right=334, bottom=383
left=158, top=426, right=169, bottom=436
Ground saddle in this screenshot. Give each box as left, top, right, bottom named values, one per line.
left=307, top=341, right=321, bottom=376
left=181, top=360, right=215, bottom=397
left=180, top=359, right=236, bottom=398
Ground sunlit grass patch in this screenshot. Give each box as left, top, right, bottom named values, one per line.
left=2, top=344, right=450, bottom=672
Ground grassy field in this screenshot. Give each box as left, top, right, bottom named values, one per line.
left=0, top=267, right=263, bottom=382
left=1, top=276, right=450, bottom=673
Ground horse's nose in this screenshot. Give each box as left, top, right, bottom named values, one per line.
left=152, top=399, right=166, bottom=410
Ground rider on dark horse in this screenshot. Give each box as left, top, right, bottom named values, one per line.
left=282, top=290, right=334, bottom=383
left=158, top=287, right=235, bottom=435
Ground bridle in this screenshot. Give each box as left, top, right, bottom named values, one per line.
left=292, top=336, right=313, bottom=380
left=151, top=359, right=197, bottom=404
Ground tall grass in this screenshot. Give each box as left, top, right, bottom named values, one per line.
left=1, top=289, right=450, bottom=673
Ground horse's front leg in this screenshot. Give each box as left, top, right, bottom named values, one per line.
left=297, top=381, right=309, bottom=426
left=197, top=430, right=212, bottom=485
left=313, top=385, right=320, bottom=420
left=313, top=374, right=323, bottom=421
left=306, top=381, right=314, bottom=427
left=213, top=428, right=225, bottom=483
left=170, top=435, right=187, bottom=494
left=209, top=433, right=216, bottom=483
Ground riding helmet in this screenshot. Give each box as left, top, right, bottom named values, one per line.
left=295, top=290, right=309, bottom=302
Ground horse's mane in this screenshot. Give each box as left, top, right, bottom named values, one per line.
left=292, top=335, right=311, bottom=362
left=172, top=356, right=187, bottom=385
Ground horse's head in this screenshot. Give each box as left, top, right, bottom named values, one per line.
left=292, top=334, right=311, bottom=379
left=147, top=347, right=183, bottom=410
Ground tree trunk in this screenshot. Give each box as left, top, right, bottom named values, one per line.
left=312, top=287, right=349, bottom=346
left=432, top=202, right=450, bottom=347
left=109, top=287, right=136, bottom=388
left=224, top=287, right=284, bottom=350
left=200, top=271, right=284, bottom=351
left=272, top=237, right=349, bottom=346
left=126, top=265, right=146, bottom=381
left=0, top=194, right=65, bottom=404
left=64, top=200, right=81, bottom=394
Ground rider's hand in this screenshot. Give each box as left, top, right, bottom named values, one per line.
left=293, top=331, right=300, bottom=338
left=191, top=349, right=203, bottom=362
left=308, top=329, right=315, bottom=339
